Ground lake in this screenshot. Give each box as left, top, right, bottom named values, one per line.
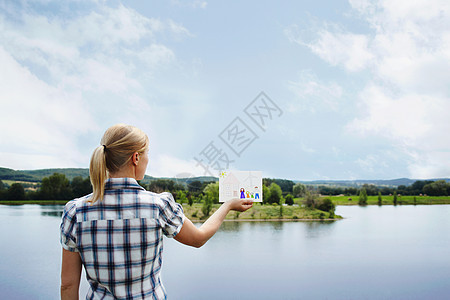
left=0, top=204, right=449, bottom=299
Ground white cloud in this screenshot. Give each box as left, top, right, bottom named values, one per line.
left=287, top=70, right=343, bottom=112
left=168, top=19, right=194, bottom=38
left=285, top=24, right=374, bottom=72
left=355, top=154, right=378, bottom=173
left=132, top=44, right=176, bottom=67
left=288, top=0, right=450, bottom=178
left=0, top=4, right=183, bottom=88
left=347, top=85, right=435, bottom=142
left=170, top=0, right=208, bottom=9
left=300, top=143, right=316, bottom=154
left=408, top=151, right=450, bottom=179
left=349, top=0, right=450, bottom=93
left=348, top=84, right=450, bottom=178
left=0, top=47, right=97, bottom=169
left=148, top=154, right=203, bottom=178
left=0, top=1, right=194, bottom=171
left=309, top=30, right=374, bottom=72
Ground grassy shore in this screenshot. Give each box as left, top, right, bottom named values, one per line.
left=3, top=195, right=450, bottom=221
left=3, top=195, right=450, bottom=208
left=0, top=200, right=341, bottom=221
left=0, top=200, right=68, bottom=205
left=182, top=203, right=341, bottom=221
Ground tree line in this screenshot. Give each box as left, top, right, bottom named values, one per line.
left=315, top=180, right=450, bottom=197
left=0, top=174, right=331, bottom=217
left=0, top=173, right=92, bottom=201
left=1, top=174, right=449, bottom=205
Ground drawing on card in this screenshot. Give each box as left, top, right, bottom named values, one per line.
left=219, top=171, right=262, bottom=202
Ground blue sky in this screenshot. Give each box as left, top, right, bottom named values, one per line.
left=1, top=0, right=449, bottom=181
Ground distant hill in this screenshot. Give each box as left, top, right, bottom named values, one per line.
left=0, top=167, right=218, bottom=184
left=0, top=167, right=89, bottom=182
left=0, top=167, right=39, bottom=182
left=296, top=178, right=450, bottom=187
left=1, top=167, right=448, bottom=187
left=150, top=175, right=218, bottom=185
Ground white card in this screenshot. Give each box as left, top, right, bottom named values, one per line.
left=219, top=171, right=262, bottom=202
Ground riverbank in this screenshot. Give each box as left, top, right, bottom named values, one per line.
left=3, top=195, right=450, bottom=221
left=0, top=200, right=342, bottom=221
left=182, top=203, right=342, bottom=221
left=0, top=200, right=67, bottom=205
left=3, top=195, right=450, bottom=207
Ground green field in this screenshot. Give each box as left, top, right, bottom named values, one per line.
left=2, top=180, right=39, bottom=186
left=300, top=195, right=450, bottom=206
left=4, top=194, right=450, bottom=208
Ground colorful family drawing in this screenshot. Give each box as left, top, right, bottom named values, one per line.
left=219, top=171, right=262, bottom=202
left=239, top=187, right=260, bottom=199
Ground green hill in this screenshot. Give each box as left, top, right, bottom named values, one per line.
left=297, top=178, right=450, bottom=187
left=0, top=167, right=90, bottom=182
left=0, top=167, right=40, bottom=182
left=2, top=167, right=448, bottom=188
left=0, top=167, right=218, bottom=184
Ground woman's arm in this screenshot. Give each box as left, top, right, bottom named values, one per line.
left=174, top=198, right=253, bottom=248
left=61, top=249, right=82, bottom=300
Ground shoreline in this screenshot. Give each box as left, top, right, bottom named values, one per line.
left=3, top=202, right=450, bottom=222
left=1, top=200, right=450, bottom=207
left=221, top=218, right=339, bottom=222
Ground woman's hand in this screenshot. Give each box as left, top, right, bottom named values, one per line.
left=228, top=198, right=254, bottom=212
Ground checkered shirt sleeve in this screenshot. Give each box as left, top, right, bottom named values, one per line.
left=60, top=200, right=79, bottom=252
left=158, top=192, right=185, bottom=238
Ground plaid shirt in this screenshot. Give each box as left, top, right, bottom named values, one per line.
left=60, top=178, right=185, bottom=300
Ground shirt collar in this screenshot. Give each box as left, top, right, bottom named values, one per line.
left=104, top=177, right=146, bottom=191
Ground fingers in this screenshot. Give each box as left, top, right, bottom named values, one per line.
left=228, top=198, right=254, bottom=212
left=237, top=200, right=253, bottom=212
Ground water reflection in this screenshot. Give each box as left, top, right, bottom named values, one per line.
left=304, top=220, right=336, bottom=238
left=39, top=205, right=64, bottom=218
left=41, top=210, right=63, bottom=217
left=0, top=204, right=30, bottom=216
left=266, top=221, right=283, bottom=231
left=220, top=221, right=243, bottom=231
left=250, top=220, right=282, bottom=229
left=0, top=204, right=65, bottom=218
left=221, top=221, right=287, bottom=232
left=220, top=220, right=338, bottom=239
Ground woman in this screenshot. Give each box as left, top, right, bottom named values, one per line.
left=60, top=124, right=253, bottom=299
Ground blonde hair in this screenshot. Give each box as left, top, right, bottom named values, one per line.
left=89, top=124, right=149, bottom=203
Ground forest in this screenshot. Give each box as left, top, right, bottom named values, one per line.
left=1, top=172, right=449, bottom=202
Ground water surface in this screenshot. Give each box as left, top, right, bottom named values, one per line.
left=0, top=205, right=449, bottom=299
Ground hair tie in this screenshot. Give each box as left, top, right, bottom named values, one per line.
left=102, top=145, right=107, bottom=151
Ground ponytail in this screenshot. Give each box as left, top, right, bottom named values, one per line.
left=88, top=124, right=149, bottom=203
left=89, top=145, right=108, bottom=203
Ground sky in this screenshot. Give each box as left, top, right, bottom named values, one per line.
left=0, top=0, right=449, bottom=181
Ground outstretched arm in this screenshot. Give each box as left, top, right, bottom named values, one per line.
left=174, top=199, right=253, bottom=248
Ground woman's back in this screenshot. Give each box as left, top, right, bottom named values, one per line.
left=61, top=177, right=184, bottom=299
